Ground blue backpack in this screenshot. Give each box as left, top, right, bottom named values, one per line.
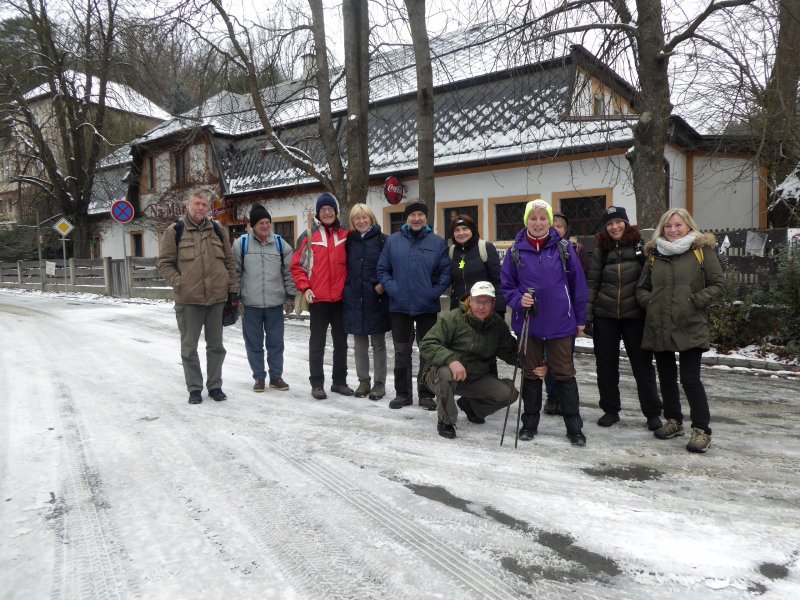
left=239, top=233, right=286, bottom=276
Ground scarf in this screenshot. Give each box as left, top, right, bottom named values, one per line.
left=656, top=232, right=701, bottom=256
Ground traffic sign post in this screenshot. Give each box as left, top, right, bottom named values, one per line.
left=53, top=218, right=74, bottom=288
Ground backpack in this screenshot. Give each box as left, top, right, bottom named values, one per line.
left=238, top=232, right=286, bottom=276
left=448, top=239, right=488, bottom=263
left=509, top=238, right=572, bottom=273
left=174, top=219, right=224, bottom=245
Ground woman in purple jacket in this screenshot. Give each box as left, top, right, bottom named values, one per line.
left=500, top=199, right=589, bottom=446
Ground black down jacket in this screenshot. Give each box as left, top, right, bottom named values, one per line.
left=586, top=241, right=646, bottom=322
left=343, top=225, right=391, bottom=335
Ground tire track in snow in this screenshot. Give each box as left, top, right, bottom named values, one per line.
left=258, top=436, right=523, bottom=599
left=48, top=381, right=136, bottom=599
left=141, top=410, right=406, bottom=600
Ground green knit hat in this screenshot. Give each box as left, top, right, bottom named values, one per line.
left=523, top=199, right=553, bottom=225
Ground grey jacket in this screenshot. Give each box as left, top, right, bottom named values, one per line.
left=233, top=232, right=296, bottom=308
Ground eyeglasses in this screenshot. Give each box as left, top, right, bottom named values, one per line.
left=471, top=298, right=495, bottom=307
left=319, top=207, right=336, bottom=214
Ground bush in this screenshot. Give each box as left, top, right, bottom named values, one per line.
left=764, top=243, right=800, bottom=360
left=709, top=269, right=766, bottom=352
left=0, top=228, right=38, bottom=262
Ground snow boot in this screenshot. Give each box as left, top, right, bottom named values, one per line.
left=518, top=378, right=542, bottom=441
left=354, top=379, right=371, bottom=398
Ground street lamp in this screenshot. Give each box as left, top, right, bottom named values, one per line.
left=15, top=210, right=63, bottom=263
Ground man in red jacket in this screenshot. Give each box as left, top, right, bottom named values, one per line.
left=291, top=193, right=353, bottom=399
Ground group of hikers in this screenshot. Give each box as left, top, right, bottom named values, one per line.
left=157, top=190, right=725, bottom=453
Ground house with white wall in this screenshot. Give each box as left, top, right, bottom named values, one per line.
left=94, top=21, right=763, bottom=257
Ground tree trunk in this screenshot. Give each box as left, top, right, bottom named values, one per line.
left=630, top=0, right=673, bottom=229
left=342, top=0, right=371, bottom=215
left=308, top=0, right=348, bottom=204
left=762, top=0, right=800, bottom=192
left=404, top=0, right=436, bottom=224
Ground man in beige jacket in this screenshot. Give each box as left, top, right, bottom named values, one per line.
left=158, top=191, right=238, bottom=404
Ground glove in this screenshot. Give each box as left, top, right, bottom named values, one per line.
left=228, top=292, right=240, bottom=310
left=583, top=322, right=593, bottom=338
left=284, top=295, right=295, bottom=314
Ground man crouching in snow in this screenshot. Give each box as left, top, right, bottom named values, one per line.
left=419, top=281, right=545, bottom=439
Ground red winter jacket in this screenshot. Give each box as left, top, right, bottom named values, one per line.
left=291, top=224, right=349, bottom=302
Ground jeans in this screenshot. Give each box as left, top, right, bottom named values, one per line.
left=353, top=333, right=387, bottom=384
left=654, top=348, right=711, bottom=434
left=390, top=312, right=437, bottom=397
left=308, top=301, right=348, bottom=388
left=242, top=305, right=285, bottom=381
left=175, top=302, right=226, bottom=391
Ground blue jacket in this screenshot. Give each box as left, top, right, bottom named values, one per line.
left=500, top=227, right=588, bottom=339
left=377, top=224, right=451, bottom=315
left=343, top=225, right=391, bottom=335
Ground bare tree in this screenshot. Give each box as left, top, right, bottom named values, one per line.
left=1, top=0, right=163, bottom=257
left=502, top=0, right=757, bottom=228
left=404, top=0, right=436, bottom=221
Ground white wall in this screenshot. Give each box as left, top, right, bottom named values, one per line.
left=692, top=156, right=761, bottom=229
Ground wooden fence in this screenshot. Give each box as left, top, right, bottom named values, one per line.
left=0, top=257, right=173, bottom=299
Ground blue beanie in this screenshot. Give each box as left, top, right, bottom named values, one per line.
left=315, top=193, right=338, bottom=218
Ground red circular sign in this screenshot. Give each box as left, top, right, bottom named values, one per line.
left=111, top=199, right=134, bottom=223
left=384, top=176, right=404, bottom=205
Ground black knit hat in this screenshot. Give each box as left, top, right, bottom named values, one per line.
left=450, top=215, right=478, bottom=240
left=315, top=193, right=339, bottom=218
left=603, top=206, right=629, bottom=226
left=403, top=200, right=428, bottom=220
left=249, top=204, right=271, bottom=228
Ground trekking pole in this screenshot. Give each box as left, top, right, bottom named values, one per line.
left=500, top=288, right=535, bottom=447
left=500, top=312, right=527, bottom=447
left=513, top=312, right=531, bottom=449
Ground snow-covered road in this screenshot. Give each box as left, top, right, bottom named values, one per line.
left=1, top=289, right=798, bottom=599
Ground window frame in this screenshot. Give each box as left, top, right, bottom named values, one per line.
left=488, top=194, right=540, bottom=242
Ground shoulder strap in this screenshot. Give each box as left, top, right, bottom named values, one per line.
left=448, top=245, right=455, bottom=259
left=211, top=220, right=224, bottom=243
left=174, top=220, right=184, bottom=246
left=478, top=239, right=487, bottom=262
left=242, top=234, right=249, bottom=256
left=694, top=247, right=704, bottom=265
left=510, top=243, right=521, bottom=269
left=558, top=239, right=571, bottom=273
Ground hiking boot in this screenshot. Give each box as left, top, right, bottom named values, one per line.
left=389, top=394, right=412, bottom=409
left=646, top=416, right=663, bottom=431
left=543, top=395, right=559, bottom=415
left=654, top=418, right=684, bottom=439
left=208, top=388, right=227, bottom=402
left=188, top=390, right=202, bottom=404
left=253, top=379, right=266, bottom=392
left=686, top=428, right=711, bottom=453
left=311, top=386, right=327, bottom=400
left=567, top=431, right=587, bottom=447
left=331, top=383, right=355, bottom=396
left=269, top=377, right=289, bottom=391
left=518, top=413, right=539, bottom=441
left=354, top=379, right=371, bottom=398
left=368, top=383, right=386, bottom=401
left=456, top=398, right=485, bottom=424
left=597, top=412, right=620, bottom=427
left=419, top=396, right=437, bottom=411
left=437, top=420, right=456, bottom=439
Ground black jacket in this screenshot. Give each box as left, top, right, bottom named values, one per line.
left=448, top=237, right=506, bottom=312
left=343, top=225, right=391, bottom=335
left=587, top=241, right=646, bottom=321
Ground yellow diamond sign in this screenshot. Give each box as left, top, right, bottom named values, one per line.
left=53, top=217, right=74, bottom=237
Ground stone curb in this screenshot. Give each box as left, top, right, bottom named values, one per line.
left=574, top=345, right=798, bottom=373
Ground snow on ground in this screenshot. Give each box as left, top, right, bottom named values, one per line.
left=1, top=288, right=799, bottom=599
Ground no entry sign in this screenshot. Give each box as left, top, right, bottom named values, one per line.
left=111, top=199, right=134, bottom=224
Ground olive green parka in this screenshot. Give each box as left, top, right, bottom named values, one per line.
left=636, top=233, right=725, bottom=352
left=419, top=303, right=518, bottom=382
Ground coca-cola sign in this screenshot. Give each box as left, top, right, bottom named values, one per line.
left=384, top=175, right=404, bottom=205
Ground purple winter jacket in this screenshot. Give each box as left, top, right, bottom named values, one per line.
left=500, top=227, right=588, bottom=339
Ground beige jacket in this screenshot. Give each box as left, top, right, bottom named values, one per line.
left=157, top=216, right=237, bottom=305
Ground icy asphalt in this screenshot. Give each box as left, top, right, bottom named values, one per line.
left=0, top=289, right=798, bottom=599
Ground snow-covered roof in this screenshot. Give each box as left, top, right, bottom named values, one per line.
left=776, top=167, right=800, bottom=201
left=24, top=71, right=171, bottom=121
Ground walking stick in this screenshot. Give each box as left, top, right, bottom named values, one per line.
left=513, top=314, right=532, bottom=449
left=500, top=301, right=532, bottom=447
